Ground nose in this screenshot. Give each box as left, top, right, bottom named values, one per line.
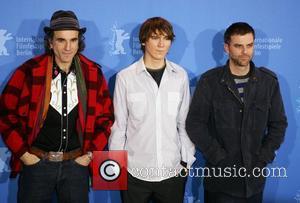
left=242, top=46, right=248, bottom=54
left=158, top=38, right=165, bottom=47
left=65, top=41, right=71, bottom=50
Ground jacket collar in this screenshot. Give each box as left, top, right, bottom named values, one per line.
left=220, top=60, right=258, bottom=86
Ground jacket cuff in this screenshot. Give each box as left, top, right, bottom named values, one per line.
left=15, top=146, right=29, bottom=159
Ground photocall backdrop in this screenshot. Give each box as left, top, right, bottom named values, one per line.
left=0, top=0, right=299, bottom=202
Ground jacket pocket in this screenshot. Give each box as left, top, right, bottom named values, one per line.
left=213, top=100, right=235, bottom=128
left=128, top=92, right=147, bottom=120
left=252, top=103, right=269, bottom=130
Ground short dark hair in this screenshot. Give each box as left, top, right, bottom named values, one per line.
left=44, top=30, right=85, bottom=55
left=224, top=22, right=255, bottom=44
left=139, top=17, right=175, bottom=52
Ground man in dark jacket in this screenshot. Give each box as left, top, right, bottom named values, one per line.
left=186, top=22, right=287, bottom=203
left=0, top=10, right=114, bottom=203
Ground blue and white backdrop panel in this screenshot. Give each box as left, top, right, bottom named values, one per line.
left=0, top=0, right=299, bottom=202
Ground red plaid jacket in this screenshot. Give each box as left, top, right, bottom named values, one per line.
left=0, top=54, right=114, bottom=176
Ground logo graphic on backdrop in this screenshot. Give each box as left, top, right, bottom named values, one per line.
left=92, top=151, right=127, bottom=190
left=0, top=147, right=11, bottom=173
left=109, top=23, right=130, bottom=55
left=295, top=190, right=300, bottom=203
left=131, top=36, right=142, bottom=56
left=254, top=37, right=283, bottom=56
left=0, top=29, right=13, bottom=56
left=15, top=36, right=43, bottom=56
left=0, top=28, right=46, bottom=57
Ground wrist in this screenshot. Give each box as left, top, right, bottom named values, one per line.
left=86, top=151, right=93, bottom=160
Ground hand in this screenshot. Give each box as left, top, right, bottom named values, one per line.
left=74, top=153, right=92, bottom=167
left=20, top=152, right=40, bottom=166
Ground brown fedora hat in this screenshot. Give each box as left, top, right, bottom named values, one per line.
left=44, top=10, right=86, bottom=34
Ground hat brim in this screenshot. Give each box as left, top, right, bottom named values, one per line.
left=44, top=26, right=86, bottom=34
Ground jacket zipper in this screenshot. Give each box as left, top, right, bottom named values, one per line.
left=227, top=86, right=243, bottom=105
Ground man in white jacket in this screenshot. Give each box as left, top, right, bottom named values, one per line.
left=109, top=17, right=195, bottom=203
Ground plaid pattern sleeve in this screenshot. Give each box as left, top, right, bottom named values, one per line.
left=92, top=68, right=114, bottom=151
left=79, top=56, right=114, bottom=153
left=0, top=66, right=29, bottom=158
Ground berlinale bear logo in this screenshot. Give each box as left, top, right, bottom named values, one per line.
left=110, top=24, right=130, bottom=55
left=0, top=29, right=13, bottom=56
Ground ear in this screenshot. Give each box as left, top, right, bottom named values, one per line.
left=224, top=43, right=229, bottom=54
left=49, top=39, right=53, bottom=49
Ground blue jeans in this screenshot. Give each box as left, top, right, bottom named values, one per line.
left=17, top=159, right=89, bottom=203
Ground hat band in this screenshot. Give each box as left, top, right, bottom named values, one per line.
left=50, top=17, right=80, bottom=30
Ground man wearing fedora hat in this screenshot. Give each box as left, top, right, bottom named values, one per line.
left=0, top=10, right=114, bottom=202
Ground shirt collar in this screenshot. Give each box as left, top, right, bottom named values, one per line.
left=136, top=56, right=177, bottom=75
left=53, top=59, right=76, bottom=78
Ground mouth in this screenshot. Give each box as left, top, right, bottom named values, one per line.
left=62, top=53, right=73, bottom=57
left=240, top=56, right=250, bottom=60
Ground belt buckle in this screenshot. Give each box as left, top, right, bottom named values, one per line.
left=48, top=151, right=64, bottom=162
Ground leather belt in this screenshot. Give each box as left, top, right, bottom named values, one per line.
left=29, top=147, right=82, bottom=162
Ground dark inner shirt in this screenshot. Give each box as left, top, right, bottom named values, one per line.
left=32, top=62, right=80, bottom=152
left=231, top=71, right=250, bottom=102
left=146, top=65, right=166, bottom=87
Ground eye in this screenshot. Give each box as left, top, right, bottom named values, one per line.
left=163, top=36, right=170, bottom=40
left=56, top=38, right=64, bottom=43
left=71, top=38, right=78, bottom=42
left=233, top=44, right=242, bottom=48
left=150, top=35, right=159, bottom=40
left=247, top=43, right=254, bottom=48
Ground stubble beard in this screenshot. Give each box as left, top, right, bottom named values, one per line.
left=231, top=55, right=252, bottom=68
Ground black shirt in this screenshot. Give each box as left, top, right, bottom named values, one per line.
left=32, top=62, right=80, bottom=152
left=146, top=65, right=166, bottom=87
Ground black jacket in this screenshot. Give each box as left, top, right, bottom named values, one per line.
left=186, top=61, right=287, bottom=198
